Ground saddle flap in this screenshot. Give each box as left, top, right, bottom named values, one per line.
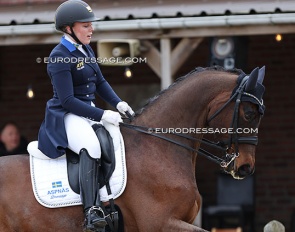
left=66, top=124, right=117, bottom=194
left=66, top=149, right=80, bottom=194
left=92, top=124, right=116, bottom=183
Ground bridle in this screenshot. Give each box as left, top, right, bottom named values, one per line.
left=206, top=74, right=263, bottom=166
left=120, top=74, right=264, bottom=169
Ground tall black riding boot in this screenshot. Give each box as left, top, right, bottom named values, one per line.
left=79, top=148, right=107, bottom=232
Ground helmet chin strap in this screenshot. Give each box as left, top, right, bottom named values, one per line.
left=67, top=26, right=83, bottom=45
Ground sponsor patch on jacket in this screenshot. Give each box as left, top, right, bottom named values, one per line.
left=76, top=61, right=84, bottom=70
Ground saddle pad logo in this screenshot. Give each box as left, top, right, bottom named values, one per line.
left=48, top=181, right=70, bottom=199
left=52, top=181, right=62, bottom=188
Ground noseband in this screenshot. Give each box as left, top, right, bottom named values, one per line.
left=120, top=74, right=264, bottom=168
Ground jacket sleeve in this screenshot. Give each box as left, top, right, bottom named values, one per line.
left=95, top=66, right=122, bottom=108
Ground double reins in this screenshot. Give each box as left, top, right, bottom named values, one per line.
left=120, top=122, right=228, bottom=166
left=120, top=75, right=260, bottom=168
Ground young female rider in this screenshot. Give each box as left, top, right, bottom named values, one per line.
left=37, top=1, right=134, bottom=231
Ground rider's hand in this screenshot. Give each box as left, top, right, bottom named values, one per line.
left=101, top=110, right=123, bottom=126
left=116, top=101, right=134, bottom=116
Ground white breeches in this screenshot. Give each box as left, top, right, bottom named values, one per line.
left=64, top=113, right=101, bottom=159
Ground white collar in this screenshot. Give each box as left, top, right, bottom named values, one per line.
left=64, top=34, right=88, bottom=56
left=64, top=34, right=82, bottom=49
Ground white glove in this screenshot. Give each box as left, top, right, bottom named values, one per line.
left=101, top=110, right=123, bottom=126
left=116, top=101, right=134, bottom=116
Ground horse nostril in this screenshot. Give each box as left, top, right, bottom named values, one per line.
left=238, top=164, right=252, bottom=177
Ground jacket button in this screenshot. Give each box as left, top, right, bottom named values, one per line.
left=86, top=95, right=89, bottom=97
left=87, top=85, right=89, bottom=88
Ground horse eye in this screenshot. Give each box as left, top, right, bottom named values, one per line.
left=244, top=111, right=256, bottom=121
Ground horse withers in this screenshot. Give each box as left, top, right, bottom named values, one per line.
left=0, top=66, right=265, bottom=232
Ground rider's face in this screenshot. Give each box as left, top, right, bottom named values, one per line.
left=66, top=22, right=93, bottom=44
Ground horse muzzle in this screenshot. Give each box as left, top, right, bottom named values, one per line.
left=223, top=159, right=255, bottom=180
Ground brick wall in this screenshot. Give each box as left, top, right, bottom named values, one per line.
left=0, top=44, right=54, bottom=140
left=195, top=35, right=295, bottom=231
left=248, top=35, right=295, bottom=231
left=0, top=34, right=294, bottom=231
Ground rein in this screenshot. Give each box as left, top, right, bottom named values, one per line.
left=120, top=122, right=233, bottom=167
left=120, top=74, right=262, bottom=168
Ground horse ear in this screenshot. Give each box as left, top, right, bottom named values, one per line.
left=258, top=66, right=265, bottom=84
left=245, top=67, right=259, bottom=91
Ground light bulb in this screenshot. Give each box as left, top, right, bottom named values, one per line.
left=27, top=85, right=34, bottom=99
left=275, top=34, right=282, bottom=42
left=124, top=67, right=132, bottom=78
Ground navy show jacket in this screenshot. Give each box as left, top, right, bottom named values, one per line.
left=38, top=36, right=121, bottom=158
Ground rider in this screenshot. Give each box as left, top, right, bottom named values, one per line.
left=37, top=0, right=134, bottom=231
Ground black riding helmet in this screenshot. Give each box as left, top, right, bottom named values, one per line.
left=55, top=0, right=99, bottom=44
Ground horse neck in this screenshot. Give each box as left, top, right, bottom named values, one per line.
left=135, top=71, right=236, bottom=130
left=128, top=71, right=238, bottom=177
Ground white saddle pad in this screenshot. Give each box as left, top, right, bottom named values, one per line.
left=29, top=132, right=127, bottom=208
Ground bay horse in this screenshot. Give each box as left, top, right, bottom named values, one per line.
left=0, top=66, right=265, bottom=232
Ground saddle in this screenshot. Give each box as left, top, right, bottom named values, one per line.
left=66, top=123, right=116, bottom=194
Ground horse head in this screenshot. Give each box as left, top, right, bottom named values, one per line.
left=207, top=67, right=265, bottom=179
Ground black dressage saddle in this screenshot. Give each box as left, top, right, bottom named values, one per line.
left=66, top=123, right=116, bottom=194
